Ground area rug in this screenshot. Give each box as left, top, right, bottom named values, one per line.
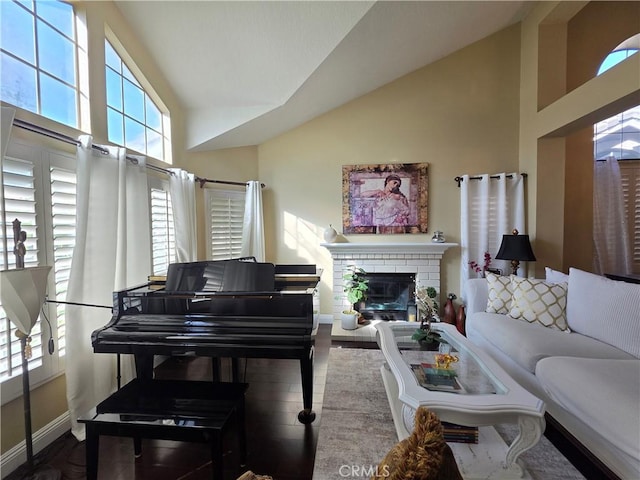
left=313, top=347, right=586, bottom=480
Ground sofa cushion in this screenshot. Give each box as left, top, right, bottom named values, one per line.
left=536, top=357, right=640, bottom=462
left=509, top=277, right=569, bottom=331
left=567, top=268, right=640, bottom=358
left=545, top=267, right=569, bottom=284
left=467, top=312, right=635, bottom=373
left=485, top=272, right=513, bottom=314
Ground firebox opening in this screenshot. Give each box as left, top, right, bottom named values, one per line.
left=357, top=272, right=416, bottom=321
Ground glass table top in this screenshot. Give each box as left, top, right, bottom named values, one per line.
left=378, top=322, right=504, bottom=396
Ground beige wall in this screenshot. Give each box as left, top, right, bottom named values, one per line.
left=257, top=25, right=522, bottom=313
left=520, top=1, right=640, bottom=276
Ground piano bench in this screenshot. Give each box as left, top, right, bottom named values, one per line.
left=78, top=378, right=248, bottom=480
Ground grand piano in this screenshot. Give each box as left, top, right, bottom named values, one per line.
left=91, top=258, right=320, bottom=423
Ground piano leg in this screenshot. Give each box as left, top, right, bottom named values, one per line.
left=297, top=346, right=316, bottom=424
left=134, top=353, right=154, bottom=379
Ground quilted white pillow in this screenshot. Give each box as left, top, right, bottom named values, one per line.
left=509, top=277, right=569, bottom=331
left=567, top=268, right=640, bottom=358
left=485, top=272, right=513, bottom=314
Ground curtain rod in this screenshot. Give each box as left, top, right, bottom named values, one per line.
left=12, top=118, right=172, bottom=176
left=454, top=173, right=527, bottom=187
left=11, top=119, right=266, bottom=186
left=195, top=177, right=266, bottom=189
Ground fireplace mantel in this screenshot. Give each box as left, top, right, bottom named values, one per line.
left=321, top=242, right=457, bottom=256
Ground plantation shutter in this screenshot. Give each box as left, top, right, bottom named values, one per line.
left=0, top=157, right=43, bottom=380
left=620, top=160, right=640, bottom=274
left=205, top=189, right=245, bottom=260
left=150, top=188, right=176, bottom=275
left=50, top=165, right=77, bottom=357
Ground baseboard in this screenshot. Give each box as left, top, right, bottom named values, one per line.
left=0, top=411, right=71, bottom=479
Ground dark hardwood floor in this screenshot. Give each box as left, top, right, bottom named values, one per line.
left=7, top=324, right=333, bottom=480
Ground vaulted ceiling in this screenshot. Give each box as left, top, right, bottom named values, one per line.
left=113, top=1, right=533, bottom=152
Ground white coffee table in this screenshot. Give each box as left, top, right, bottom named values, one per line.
left=375, top=321, right=545, bottom=479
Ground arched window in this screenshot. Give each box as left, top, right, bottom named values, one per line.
left=593, top=36, right=639, bottom=160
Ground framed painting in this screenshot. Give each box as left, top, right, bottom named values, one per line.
left=342, top=163, right=429, bottom=234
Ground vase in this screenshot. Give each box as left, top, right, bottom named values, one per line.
left=431, top=231, right=446, bottom=243
left=443, top=297, right=456, bottom=325
left=341, top=312, right=358, bottom=330
left=323, top=224, right=338, bottom=243
left=456, top=305, right=466, bottom=336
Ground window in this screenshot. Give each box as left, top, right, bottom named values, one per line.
left=0, top=140, right=76, bottom=402
left=0, top=0, right=80, bottom=128
left=105, top=40, right=170, bottom=162
left=594, top=37, right=640, bottom=274
left=205, top=189, right=245, bottom=260
left=150, top=185, right=175, bottom=275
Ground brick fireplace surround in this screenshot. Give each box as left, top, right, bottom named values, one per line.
left=321, top=242, right=457, bottom=341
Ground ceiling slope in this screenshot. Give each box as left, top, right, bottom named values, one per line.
left=113, top=1, right=533, bottom=151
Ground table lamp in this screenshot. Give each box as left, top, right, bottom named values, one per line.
left=495, top=229, right=536, bottom=276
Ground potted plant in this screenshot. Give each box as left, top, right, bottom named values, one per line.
left=341, top=265, right=368, bottom=330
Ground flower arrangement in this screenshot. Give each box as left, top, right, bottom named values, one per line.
left=415, top=286, right=438, bottom=319
left=469, top=252, right=492, bottom=274
left=411, top=286, right=441, bottom=346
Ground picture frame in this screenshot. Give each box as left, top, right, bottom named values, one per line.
left=342, top=163, right=429, bottom=234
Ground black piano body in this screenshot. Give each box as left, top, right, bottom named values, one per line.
left=91, top=258, right=320, bottom=423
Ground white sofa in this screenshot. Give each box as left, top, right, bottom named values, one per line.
left=464, top=267, right=640, bottom=480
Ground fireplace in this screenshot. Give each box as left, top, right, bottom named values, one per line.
left=358, top=272, right=415, bottom=321
left=321, top=242, right=456, bottom=325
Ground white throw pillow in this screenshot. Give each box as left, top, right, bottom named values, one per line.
left=545, top=267, right=570, bottom=285
left=485, top=272, right=513, bottom=314
left=509, top=277, right=569, bottom=331
left=567, top=268, right=640, bottom=358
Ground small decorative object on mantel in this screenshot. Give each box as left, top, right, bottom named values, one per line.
left=431, top=230, right=446, bottom=243
left=443, top=293, right=456, bottom=325
left=323, top=224, right=338, bottom=243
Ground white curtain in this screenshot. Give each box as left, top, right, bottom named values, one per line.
left=460, top=173, right=525, bottom=299
left=241, top=181, right=265, bottom=262
left=66, top=136, right=151, bottom=440
left=593, top=156, right=631, bottom=275
left=168, top=168, right=197, bottom=262
left=1, top=106, right=16, bottom=161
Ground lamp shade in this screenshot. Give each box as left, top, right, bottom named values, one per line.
left=495, top=233, right=536, bottom=262
left=0, top=266, right=51, bottom=335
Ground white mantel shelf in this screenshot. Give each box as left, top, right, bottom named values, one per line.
left=320, top=242, right=458, bottom=255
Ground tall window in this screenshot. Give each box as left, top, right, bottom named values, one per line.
left=0, top=0, right=80, bottom=128
left=593, top=37, right=640, bottom=274
left=105, top=40, right=169, bottom=162
left=0, top=140, right=76, bottom=402
left=150, top=185, right=175, bottom=275
left=205, top=189, right=245, bottom=260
